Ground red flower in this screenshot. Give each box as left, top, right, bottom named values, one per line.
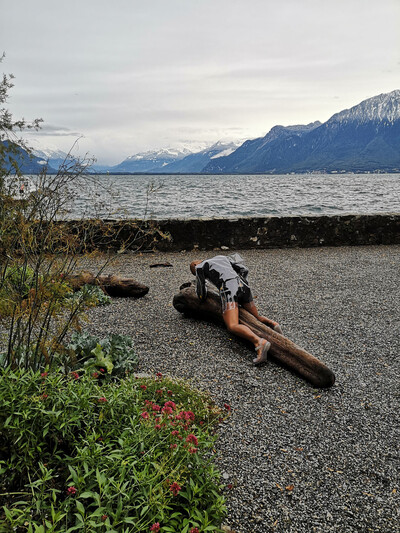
left=141, top=411, right=150, bottom=420
left=167, top=390, right=173, bottom=396
left=184, top=411, right=195, bottom=421
left=227, top=483, right=233, bottom=489
left=99, top=368, right=105, bottom=373
left=164, top=401, right=176, bottom=410
left=224, top=403, right=231, bottom=411
left=67, top=486, right=77, bottom=496
left=152, top=404, right=161, bottom=412
left=156, top=389, right=163, bottom=395
left=169, top=481, right=182, bottom=496
left=98, top=397, right=107, bottom=403
left=40, top=372, right=48, bottom=378
left=161, top=406, right=173, bottom=415
left=188, top=447, right=198, bottom=454
left=154, top=424, right=162, bottom=430
left=140, top=384, right=147, bottom=390
left=150, top=523, right=160, bottom=532
left=170, top=443, right=177, bottom=449
left=155, top=372, right=163, bottom=379
left=190, top=528, right=200, bottom=533
left=171, top=430, right=180, bottom=437
left=186, top=434, right=198, bottom=446
left=92, top=372, right=99, bottom=378
left=40, top=393, right=48, bottom=400
left=101, top=514, right=108, bottom=521
left=70, top=371, right=80, bottom=380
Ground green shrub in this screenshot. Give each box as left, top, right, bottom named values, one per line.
left=69, top=284, right=111, bottom=307
left=0, top=368, right=227, bottom=532
left=67, top=331, right=138, bottom=375
left=0, top=264, right=35, bottom=298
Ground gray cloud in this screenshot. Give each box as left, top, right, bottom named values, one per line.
left=29, top=125, right=83, bottom=137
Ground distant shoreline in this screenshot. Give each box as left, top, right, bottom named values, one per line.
left=26, top=170, right=400, bottom=176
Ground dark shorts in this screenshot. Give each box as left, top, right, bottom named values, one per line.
left=219, top=277, right=253, bottom=314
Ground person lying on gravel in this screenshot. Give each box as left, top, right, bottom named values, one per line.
left=190, top=253, right=283, bottom=365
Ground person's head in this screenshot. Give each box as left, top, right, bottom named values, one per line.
left=190, top=260, right=202, bottom=275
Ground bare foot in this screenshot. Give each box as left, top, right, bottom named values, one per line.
left=253, top=339, right=271, bottom=366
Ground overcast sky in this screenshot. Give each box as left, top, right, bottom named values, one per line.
left=2, top=0, right=399, bottom=164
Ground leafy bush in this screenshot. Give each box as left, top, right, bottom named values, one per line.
left=0, top=368, right=226, bottom=532
left=0, top=263, right=36, bottom=298
left=69, top=284, right=111, bottom=307
left=67, top=331, right=137, bottom=375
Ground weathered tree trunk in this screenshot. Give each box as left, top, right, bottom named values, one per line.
left=97, top=274, right=149, bottom=297
left=64, top=271, right=149, bottom=298
left=173, top=284, right=335, bottom=388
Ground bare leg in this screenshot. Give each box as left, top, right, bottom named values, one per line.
left=243, top=301, right=282, bottom=332
left=223, top=305, right=270, bottom=363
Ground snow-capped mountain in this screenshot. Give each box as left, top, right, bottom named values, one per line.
left=204, top=123, right=321, bottom=173
left=204, top=90, right=400, bottom=173
left=150, top=140, right=243, bottom=173
left=32, top=147, right=71, bottom=171
left=328, top=90, right=400, bottom=125
left=110, top=147, right=193, bottom=173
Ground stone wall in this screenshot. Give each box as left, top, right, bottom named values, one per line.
left=81, top=213, right=400, bottom=251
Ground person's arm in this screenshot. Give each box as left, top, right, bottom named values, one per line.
left=195, top=265, right=208, bottom=300
left=229, top=253, right=249, bottom=282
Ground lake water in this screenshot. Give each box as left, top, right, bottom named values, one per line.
left=28, top=173, right=400, bottom=219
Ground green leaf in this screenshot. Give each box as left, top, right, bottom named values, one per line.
left=79, top=491, right=95, bottom=498
left=140, top=505, right=149, bottom=517
left=75, top=500, right=85, bottom=515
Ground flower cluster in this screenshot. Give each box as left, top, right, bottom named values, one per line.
left=66, top=486, right=77, bottom=496
left=169, top=481, right=182, bottom=496
left=186, top=433, right=198, bottom=446
left=150, top=523, right=160, bottom=532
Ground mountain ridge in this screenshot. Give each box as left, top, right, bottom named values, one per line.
left=7, top=90, right=400, bottom=174
left=204, top=90, right=400, bottom=173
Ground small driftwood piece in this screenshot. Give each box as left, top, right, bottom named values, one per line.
left=173, top=283, right=335, bottom=388
left=65, top=271, right=149, bottom=298
left=150, top=262, right=173, bottom=268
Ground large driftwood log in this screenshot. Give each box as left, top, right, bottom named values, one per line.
left=65, top=271, right=149, bottom=298
left=173, top=284, right=335, bottom=388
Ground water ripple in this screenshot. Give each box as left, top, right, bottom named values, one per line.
left=49, top=173, right=400, bottom=219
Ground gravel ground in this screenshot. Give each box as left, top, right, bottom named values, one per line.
left=80, top=245, right=399, bottom=533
